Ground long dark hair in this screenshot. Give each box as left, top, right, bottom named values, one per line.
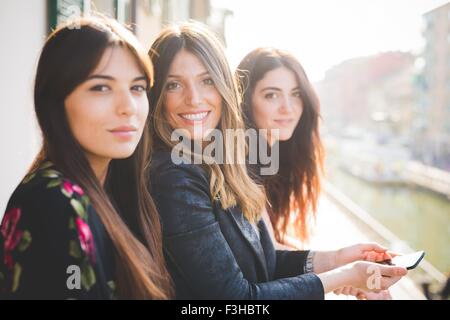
left=31, top=16, right=172, bottom=299
left=237, top=47, right=324, bottom=243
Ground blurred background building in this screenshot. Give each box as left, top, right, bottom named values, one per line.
left=316, top=51, right=416, bottom=143
left=417, top=2, right=450, bottom=170
left=316, top=2, right=450, bottom=171
left=313, top=2, right=450, bottom=286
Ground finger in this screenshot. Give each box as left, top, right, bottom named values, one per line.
left=334, top=288, right=343, bottom=295
left=386, top=251, right=402, bottom=258
left=381, top=275, right=403, bottom=290
left=361, top=242, right=388, bottom=253
left=362, top=291, right=377, bottom=300
left=365, top=251, right=379, bottom=262
left=356, top=292, right=367, bottom=300
left=368, top=250, right=397, bottom=262
left=375, top=252, right=387, bottom=262
left=349, top=287, right=360, bottom=297
left=382, top=251, right=393, bottom=261
left=366, top=252, right=387, bottom=262
left=342, top=287, right=351, bottom=295
left=335, top=287, right=346, bottom=295
left=380, top=265, right=408, bottom=277
left=364, top=289, right=390, bottom=300
left=381, top=290, right=393, bottom=300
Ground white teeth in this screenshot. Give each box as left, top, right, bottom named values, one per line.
left=180, top=112, right=208, bottom=121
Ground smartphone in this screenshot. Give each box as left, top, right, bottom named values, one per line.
left=379, top=251, right=425, bottom=270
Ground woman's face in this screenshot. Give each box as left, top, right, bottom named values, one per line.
left=163, top=49, right=222, bottom=140
left=251, top=66, right=303, bottom=143
left=65, top=46, right=149, bottom=165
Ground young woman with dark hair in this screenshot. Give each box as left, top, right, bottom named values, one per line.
left=237, top=47, right=402, bottom=299
left=237, top=47, right=323, bottom=245
left=0, top=16, right=172, bottom=299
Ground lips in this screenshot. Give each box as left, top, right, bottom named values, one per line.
left=108, top=125, right=137, bottom=138
left=274, top=119, right=294, bottom=126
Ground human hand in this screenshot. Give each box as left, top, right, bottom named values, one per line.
left=333, top=286, right=392, bottom=300
left=342, top=260, right=407, bottom=292
left=336, top=242, right=394, bottom=267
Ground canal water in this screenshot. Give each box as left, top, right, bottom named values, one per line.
left=326, top=156, right=450, bottom=274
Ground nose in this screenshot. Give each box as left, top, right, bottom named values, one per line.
left=279, top=95, right=293, bottom=114
left=185, top=83, right=203, bottom=107
left=116, top=88, right=137, bottom=116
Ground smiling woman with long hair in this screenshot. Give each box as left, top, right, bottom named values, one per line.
left=0, top=16, right=172, bottom=299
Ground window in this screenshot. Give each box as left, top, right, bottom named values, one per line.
left=48, top=0, right=137, bottom=34
left=115, top=0, right=135, bottom=26
left=91, top=0, right=115, bottom=18
left=92, top=0, right=135, bottom=26
left=48, top=0, right=85, bottom=32
left=152, top=0, right=162, bottom=15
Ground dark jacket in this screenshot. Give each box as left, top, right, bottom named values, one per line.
left=150, top=150, right=324, bottom=300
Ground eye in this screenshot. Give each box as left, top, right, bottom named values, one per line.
left=166, top=81, right=181, bottom=91
left=264, top=92, right=278, bottom=99
left=202, top=78, right=214, bottom=86
left=292, top=91, right=302, bottom=98
left=131, top=84, right=147, bottom=92
left=90, top=85, right=110, bottom=92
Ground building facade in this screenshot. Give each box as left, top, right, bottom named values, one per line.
left=419, top=2, right=450, bottom=170
left=316, top=51, right=417, bottom=142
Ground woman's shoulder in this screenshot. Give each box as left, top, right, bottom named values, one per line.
left=5, top=162, right=91, bottom=227
left=149, top=151, right=218, bottom=236
left=1, top=162, right=107, bottom=298
left=150, top=149, right=209, bottom=186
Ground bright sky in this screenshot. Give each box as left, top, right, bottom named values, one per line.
left=215, top=0, right=449, bottom=82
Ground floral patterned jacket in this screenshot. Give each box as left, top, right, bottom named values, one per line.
left=0, top=162, right=116, bottom=299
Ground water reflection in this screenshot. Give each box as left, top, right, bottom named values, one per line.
left=326, top=156, right=450, bottom=273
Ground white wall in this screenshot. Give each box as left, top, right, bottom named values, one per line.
left=0, top=1, right=47, bottom=216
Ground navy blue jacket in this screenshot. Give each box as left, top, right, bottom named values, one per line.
left=150, top=150, right=324, bottom=299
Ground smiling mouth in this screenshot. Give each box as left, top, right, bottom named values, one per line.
left=179, top=111, right=210, bottom=122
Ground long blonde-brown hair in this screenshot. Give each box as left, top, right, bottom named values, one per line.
left=148, top=23, right=265, bottom=222
left=32, top=16, right=172, bottom=299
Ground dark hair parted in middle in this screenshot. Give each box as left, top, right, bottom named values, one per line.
left=33, top=16, right=172, bottom=299
left=237, top=47, right=324, bottom=243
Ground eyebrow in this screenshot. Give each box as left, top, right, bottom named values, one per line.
left=167, top=71, right=209, bottom=78
left=261, top=87, right=282, bottom=92
left=261, top=86, right=301, bottom=92
left=86, top=74, right=147, bottom=82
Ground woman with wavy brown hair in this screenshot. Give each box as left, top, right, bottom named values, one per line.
left=236, top=47, right=405, bottom=299
left=237, top=47, right=323, bottom=246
